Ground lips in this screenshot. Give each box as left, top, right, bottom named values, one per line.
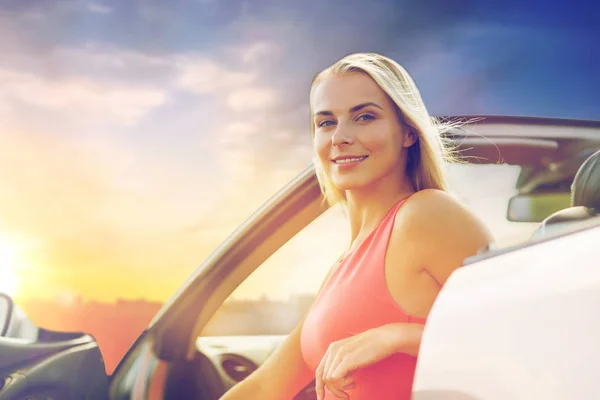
left=332, top=155, right=368, bottom=164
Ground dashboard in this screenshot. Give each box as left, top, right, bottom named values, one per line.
left=195, top=335, right=316, bottom=399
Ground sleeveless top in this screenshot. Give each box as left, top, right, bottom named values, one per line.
left=300, top=197, right=426, bottom=399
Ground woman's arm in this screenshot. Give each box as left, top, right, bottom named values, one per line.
left=220, top=262, right=338, bottom=399
left=314, top=322, right=425, bottom=399
left=385, top=322, right=425, bottom=357
left=219, top=320, right=314, bottom=399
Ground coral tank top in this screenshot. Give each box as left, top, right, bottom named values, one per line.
left=300, top=197, right=426, bottom=399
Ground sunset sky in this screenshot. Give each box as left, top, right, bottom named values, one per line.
left=0, top=1, right=598, bottom=303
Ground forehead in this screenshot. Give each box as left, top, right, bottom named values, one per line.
left=312, top=72, right=392, bottom=113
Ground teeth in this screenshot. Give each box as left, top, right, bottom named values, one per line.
left=334, top=156, right=367, bottom=164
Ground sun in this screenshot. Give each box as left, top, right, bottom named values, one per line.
left=0, top=237, right=23, bottom=297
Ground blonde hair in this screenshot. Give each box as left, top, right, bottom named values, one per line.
left=310, top=53, right=457, bottom=206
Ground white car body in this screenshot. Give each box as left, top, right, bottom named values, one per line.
left=413, top=223, right=600, bottom=400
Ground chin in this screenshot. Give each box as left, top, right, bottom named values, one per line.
left=330, top=175, right=372, bottom=191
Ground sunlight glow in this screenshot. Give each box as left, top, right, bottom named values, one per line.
left=0, top=236, right=24, bottom=297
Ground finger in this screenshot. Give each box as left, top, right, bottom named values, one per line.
left=323, top=375, right=350, bottom=400
left=323, top=374, right=354, bottom=397
left=324, top=382, right=349, bottom=400
left=315, top=349, right=329, bottom=400
left=324, top=343, right=347, bottom=384
left=336, top=374, right=355, bottom=387
left=320, top=350, right=338, bottom=397
left=331, top=358, right=353, bottom=382
left=322, top=344, right=337, bottom=380
left=315, top=362, right=325, bottom=400
left=323, top=365, right=350, bottom=400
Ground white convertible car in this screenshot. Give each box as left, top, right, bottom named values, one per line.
left=0, top=115, right=599, bottom=400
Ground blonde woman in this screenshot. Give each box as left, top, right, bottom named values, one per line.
left=221, top=53, right=493, bottom=400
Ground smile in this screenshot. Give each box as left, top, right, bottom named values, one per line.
left=332, top=156, right=368, bottom=164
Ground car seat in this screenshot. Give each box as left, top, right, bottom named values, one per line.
left=531, top=149, right=600, bottom=239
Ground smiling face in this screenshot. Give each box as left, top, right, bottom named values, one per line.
left=311, top=72, right=416, bottom=193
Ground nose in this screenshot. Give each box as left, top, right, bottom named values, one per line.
left=331, top=123, right=355, bottom=147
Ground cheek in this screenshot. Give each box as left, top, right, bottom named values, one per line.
left=361, top=129, right=393, bottom=154
left=361, top=126, right=403, bottom=163
left=313, top=133, right=331, bottom=162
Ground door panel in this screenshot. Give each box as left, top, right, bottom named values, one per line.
left=414, top=225, right=600, bottom=399
left=0, top=330, right=108, bottom=399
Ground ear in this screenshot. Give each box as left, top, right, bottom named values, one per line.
left=402, top=126, right=418, bottom=148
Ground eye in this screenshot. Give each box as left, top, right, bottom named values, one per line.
left=356, top=113, right=376, bottom=122
left=317, top=120, right=336, bottom=128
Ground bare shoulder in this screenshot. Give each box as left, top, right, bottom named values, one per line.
left=397, top=189, right=492, bottom=238
left=390, top=189, right=494, bottom=284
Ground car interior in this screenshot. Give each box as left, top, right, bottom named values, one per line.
left=531, top=149, right=600, bottom=239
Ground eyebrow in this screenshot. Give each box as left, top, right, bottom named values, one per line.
left=314, top=102, right=384, bottom=117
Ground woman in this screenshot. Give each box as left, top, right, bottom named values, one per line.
left=220, top=53, right=493, bottom=400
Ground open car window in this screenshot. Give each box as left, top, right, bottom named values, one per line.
left=201, top=205, right=348, bottom=336
left=447, top=163, right=538, bottom=247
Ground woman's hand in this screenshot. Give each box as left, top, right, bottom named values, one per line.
left=315, top=323, right=423, bottom=399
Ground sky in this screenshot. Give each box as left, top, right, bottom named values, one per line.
left=0, top=0, right=598, bottom=303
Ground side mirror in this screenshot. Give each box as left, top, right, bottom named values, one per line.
left=507, top=192, right=572, bottom=223
left=0, top=292, right=14, bottom=336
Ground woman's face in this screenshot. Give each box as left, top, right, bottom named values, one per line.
left=312, top=72, right=415, bottom=192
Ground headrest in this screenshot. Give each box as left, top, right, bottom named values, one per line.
left=572, top=149, right=600, bottom=210
left=531, top=206, right=597, bottom=240
left=531, top=150, right=600, bottom=240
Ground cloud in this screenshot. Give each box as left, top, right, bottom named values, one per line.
left=225, top=87, right=278, bottom=112
left=234, top=41, right=281, bottom=65
left=55, top=43, right=169, bottom=73
left=174, top=56, right=256, bottom=94
left=88, top=2, right=112, bottom=14
left=0, top=34, right=302, bottom=178
left=20, top=10, right=45, bottom=21
left=224, top=122, right=260, bottom=138
left=167, top=48, right=307, bottom=178
left=0, top=68, right=167, bottom=125
left=0, top=42, right=174, bottom=90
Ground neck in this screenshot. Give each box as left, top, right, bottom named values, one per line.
left=345, top=171, right=415, bottom=246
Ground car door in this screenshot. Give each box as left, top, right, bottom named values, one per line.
left=412, top=222, right=600, bottom=400
left=0, top=295, right=110, bottom=399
